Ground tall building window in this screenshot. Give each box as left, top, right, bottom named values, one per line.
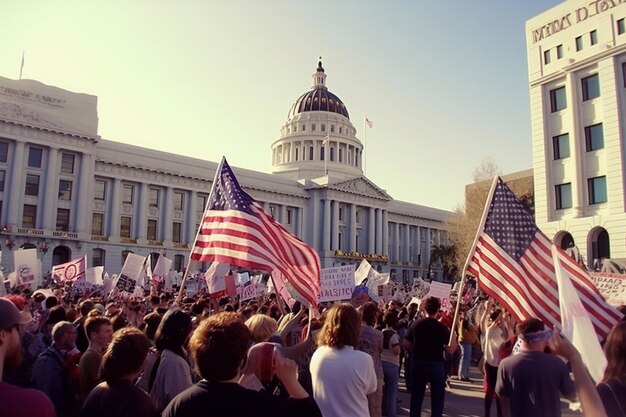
left=0, top=170, right=5, bottom=192
left=95, top=180, right=106, bottom=200
left=309, top=146, right=314, bottom=160
left=339, top=148, right=343, bottom=163
left=25, top=174, right=40, bottom=196
left=618, top=18, right=626, bottom=35
left=321, top=124, right=326, bottom=132
left=174, top=254, right=184, bottom=272
left=60, top=153, right=75, bottom=174
left=286, top=209, right=292, bottom=225
left=339, top=127, right=343, bottom=134
left=174, top=191, right=184, bottom=211
left=92, top=213, right=104, bottom=235
left=550, top=86, right=566, bottom=112
left=56, top=208, right=70, bottom=231
left=588, top=176, right=607, bottom=204
left=555, top=183, right=572, bottom=210
left=22, top=204, right=37, bottom=228
left=312, top=124, right=316, bottom=131
left=330, top=147, right=334, bottom=161
left=330, top=125, right=335, bottom=133
left=339, top=207, right=344, bottom=221
left=149, top=188, right=159, bottom=208
left=301, top=124, right=306, bottom=132
left=575, top=36, right=583, bottom=51
left=122, top=184, right=134, bottom=204
left=197, top=194, right=208, bottom=215
left=585, top=123, right=604, bottom=151
left=0, top=142, right=8, bottom=163
left=582, top=74, right=600, bottom=101
left=173, top=222, right=182, bottom=243
left=556, top=44, right=563, bottom=59
left=355, top=152, right=359, bottom=166
left=92, top=248, right=105, bottom=267
left=590, top=30, right=598, bottom=45
left=120, top=216, right=132, bottom=238
left=28, top=147, right=42, bottom=168
left=58, top=180, right=72, bottom=200
left=338, top=232, right=342, bottom=250
left=544, top=49, right=551, bottom=65
left=320, top=147, right=325, bottom=161
left=295, top=148, right=299, bottom=161
left=552, top=133, right=570, bottom=160
left=147, top=219, right=158, bottom=240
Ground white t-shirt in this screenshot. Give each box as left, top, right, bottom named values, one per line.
left=483, top=325, right=506, bottom=367
left=310, top=345, right=377, bottom=417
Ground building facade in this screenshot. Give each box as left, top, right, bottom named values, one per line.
left=528, top=0, right=626, bottom=268
left=0, top=61, right=451, bottom=282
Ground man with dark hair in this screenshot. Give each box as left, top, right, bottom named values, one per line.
left=79, top=315, right=112, bottom=399
left=74, top=299, right=95, bottom=353
left=162, top=312, right=321, bottom=417
left=495, top=318, right=576, bottom=417
left=359, top=302, right=384, bottom=417
left=403, top=296, right=458, bottom=417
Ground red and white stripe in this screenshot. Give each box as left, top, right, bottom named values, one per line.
left=191, top=203, right=320, bottom=307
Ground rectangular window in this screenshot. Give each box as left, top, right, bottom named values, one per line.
left=330, top=125, right=335, bottom=133
left=550, top=86, right=566, bottom=112
left=0, top=142, right=8, bottom=163
left=618, top=18, right=625, bottom=35
left=552, top=133, right=570, bottom=160
left=28, top=147, right=42, bottom=168
left=339, top=207, right=344, bottom=221
left=588, top=176, right=607, bottom=204
left=555, top=183, right=572, bottom=210
left=173, top=222, right=182, bottom=243
left=321, top=124, right=326, bottom=132
left=60, top=153, right=75, bottom=174
left=312, top=124, right=316, bottom=131
left=338, top=232, right=342, bottom=250
left=174, top=255, right=184, bottom=272
left=147, top=219, right=157, bottom=240
left=122, top=184, right=134, bottom=204
left=92, top=213, right=104, bottom=235
left=575, top=36, right=583, bottom=51
left=58, top=180, right=72, bottom=200
left=556, top=44, right=563, bottom=59
left=174, top=191, right=184, bottom=211
left=197, top=195, right=208, bottom=215
left=585, top=123, right=604, bottom=151
left=0, top=170, right=4, bottom=192
left=120, top=216, right=132, bottom=238
left=22, top=204, right=37, bottom=228
left=149, top=188, right=159, bottom=208
left=92, top=249, right=105, bottom=268
left=95, top=180, right=106, bottom=200
left=320, top=147, right=325, bottom=161
left=582, top=74, right=600, bottom=101
left=56, top=208, right=70, bottom=231
left=302, top=124, right=306, bottom=132
left=287, top=209, right=292, bottom=225
left=590, top=30, right=598, bottom=45
left=25, top=174, right=40, bottom=196
left=544, top=49, right=551, bottom=65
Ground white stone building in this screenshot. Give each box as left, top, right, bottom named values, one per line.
left=0, top=61, right=451, bottom=281
left=527, top=0, right=626, bottom=268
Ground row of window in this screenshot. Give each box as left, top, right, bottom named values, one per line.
left=551, top=122, right=604, bottom=159
left=21, top=205, right=71, bottom=231
left=94, top=180, right=191, bottom=211
left=278, top=144, right=361, bottom=166
left=93, top=249, right=185, bottom=272
left=0, top=142, right=77, bottom=173
left=550, top=73, right=600, bottom=112
left=555, top=175, right=607, bottom=209
left=92, top=213, right=185, bottom=242
left=289, top=124, right=351, bottom=135
left=543, top=28, right=599, bottom=65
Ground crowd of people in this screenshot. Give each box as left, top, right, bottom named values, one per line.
left=0, top=278, right=625, bottom=417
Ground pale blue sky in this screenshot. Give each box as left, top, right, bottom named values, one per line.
left=1, top=1, right=563, bottom=210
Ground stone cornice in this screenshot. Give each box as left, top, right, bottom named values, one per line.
left=0, top=118, right=98, bottom=142
left=0, top=120, right=99, bottom=149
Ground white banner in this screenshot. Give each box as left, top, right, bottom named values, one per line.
left=85, top=266, right=104, bottom=285
left=589, top=272, right=626, bottom=307
left=319, top=264, right=356, bottom=302
left=425, top=281, right=452, bottom=309
left=13, top=248, right=41, bottom=288
left=116, top=253, right=145, bottom=293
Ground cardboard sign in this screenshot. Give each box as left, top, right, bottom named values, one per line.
left=424, top=281, right=452, bottom=308
left=590, top=272, right=626, bottom=307
left=319, top=264, right=356, bottom=302
left=13, top=249, right=40, bottom=287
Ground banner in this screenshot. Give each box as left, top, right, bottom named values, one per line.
left=85, top=266, right=104, bottom=285
left=589, top=272, right=626, bottom=307
left=116, top=253, right=145, bottom=293
left=424, top=281, right=452, bottom=309
left=237, top=272, right=250, bottom=285
left=52, top=256, right=86, bottom=282
left=354, top=259, right=390, bottom=302
left=319, top=264, right=356, bottom=302
left=239, top=281, right=267, bottom=301
left=205, top=262, right=230, bottom=297
left=153, top=255, right=172, bottom=278
left=14, top=248, right=41, bottom=287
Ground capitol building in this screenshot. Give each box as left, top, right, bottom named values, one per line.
left=0, top=60, right=451, bottom=282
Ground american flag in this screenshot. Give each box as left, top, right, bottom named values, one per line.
left=365, top=117, right=374, bottom=128
left=191, top=157, right=321, bottom=306
left=467, top=178, right=622, bottom=339
left=322, top=134, right=330, bottom=146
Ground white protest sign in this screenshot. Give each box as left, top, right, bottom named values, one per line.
left=589, top=272, right=626, bottom=307
left=424, top=281, right=452, bottom=308
left=85, top=266, right=104, bottom=285
left=13, top=249, right=41, bottom=288
left=153, top=255, right=172, bottom=278
left=239, top=282, right=267, bottom=301
left=319, top=264, right=356, bottom=302
left=70, top=279, right=93, bottom=297
left=116, top=253, right=145, bottom=293
left=237, top=272, right=250, bottom=285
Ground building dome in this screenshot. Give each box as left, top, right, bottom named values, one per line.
left=288, top=89, right=350, bottom=119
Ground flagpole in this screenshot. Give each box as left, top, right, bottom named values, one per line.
left=363, top=114, right=367, bottom=176
left=448, top=175, right=500, bottom=345
left=324, top=140, right=328, bottom=176
left=19, top=51, right=24, bottom=80
left=175, top=157, right=225, bottom=305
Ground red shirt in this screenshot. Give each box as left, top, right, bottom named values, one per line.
left=0, top=381, right=56, bottom=417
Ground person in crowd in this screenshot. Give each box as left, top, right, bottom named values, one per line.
left=495, top=318, right=576, bottom=417
left=0, top=297, right=56, bottom=417
left=43, top=305, right=67, bottom=346
left=403, top=296, right=457, bottom=417
left=149, top=308, right=193, bottom=412
left=74, top=299, right=95, bottom=353
left=162, top=312, right=321, bottom=417
left=457, top=308, right=478, bottom=382
left=246, top=314, right=279, bottom=344
left=310, top=303, right=377, bottom=417
left=596, top=321, right=626, bottom=416
left=32, top=321, right=79, bottom=417
left=78, top=314, right=113, bottom=400
left=79, top=327, right=156, bottom=417
left=358, top=301, right=384, bottom=417
left=381, top=309, right=401, bottom=417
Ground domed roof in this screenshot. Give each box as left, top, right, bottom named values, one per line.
left=288, top=88, right=350, bottom=119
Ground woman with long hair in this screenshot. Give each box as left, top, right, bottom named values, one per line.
left=310, top=303, right=377, bottom=417
left=597, top=321, right=626, bottom=416
left=149, top=308, right=193, bottom=412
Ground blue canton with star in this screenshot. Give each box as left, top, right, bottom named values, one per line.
left=207, top=157, right=255, bottom=215
left=483, top=179, right=538, bottom=261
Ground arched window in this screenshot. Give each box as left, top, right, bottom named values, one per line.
left=339, top=148, right=343, bottom=163
left=309, top=146, right=314, bottom=161
left=330, top=147, right=334, bottom=161
left=355, top=151, right=359, bottom=167
left=295, top=147, right=299, bottom=161
left=320, top=147, right=325, bottom=161
left=53, top=246, right=71, bottom=266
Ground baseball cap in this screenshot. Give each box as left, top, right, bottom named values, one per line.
left=0, top=297, right=32, bottom=330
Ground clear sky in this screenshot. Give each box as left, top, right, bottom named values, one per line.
left=1, top=0, right=564, bottom=211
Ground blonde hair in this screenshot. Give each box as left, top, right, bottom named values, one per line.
left=245, top=314, right=278, bottom=343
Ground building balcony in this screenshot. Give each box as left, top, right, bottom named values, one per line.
left=147, top=240, right=164, bottom=246
left=91, top=235, right=110, bottom=242
left=120, top=237, right=138, bottom=244
left=334, top=249, right=389, bottom=263
left=173, top=242, right=189, bottom=249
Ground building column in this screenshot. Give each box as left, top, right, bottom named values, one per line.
left=565, top=72, right=585, bottom=218
left=368, top=207, right=375, bottom=253
left=43, top=147, right=59, bottom=230
left=137, top=183, right=149, bottom=240
left=403, top=224, right=410, bottom=263
left=323, top=199, right=331, bottom=251
left=187, top=190, right=197, bottom=244
left=382, top=210, right=388, bottom=256
left=331, top=200, right=339, bottom=250
left=375, top=208, right=382, bottom=253
left=280, top=205, right=287, bottom=227
left=415, top=226, right=421, bottom=264
left=7, top=141, right=25, bottom=229
left=424, top=228, right=431, bottom=264
left=394, top=222, right=400, bottom=261
left=349, top=204, right=357, bottom=252
left=75, top=153, right=95, bottom=235
left=109, top=178, right=121, bottom=237
left=163, top=187, right=174, bottom=242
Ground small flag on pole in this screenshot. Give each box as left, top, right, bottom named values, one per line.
left=322, top=134, right=330, bottom=145
left=365, top=117, right=374, bottom=128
